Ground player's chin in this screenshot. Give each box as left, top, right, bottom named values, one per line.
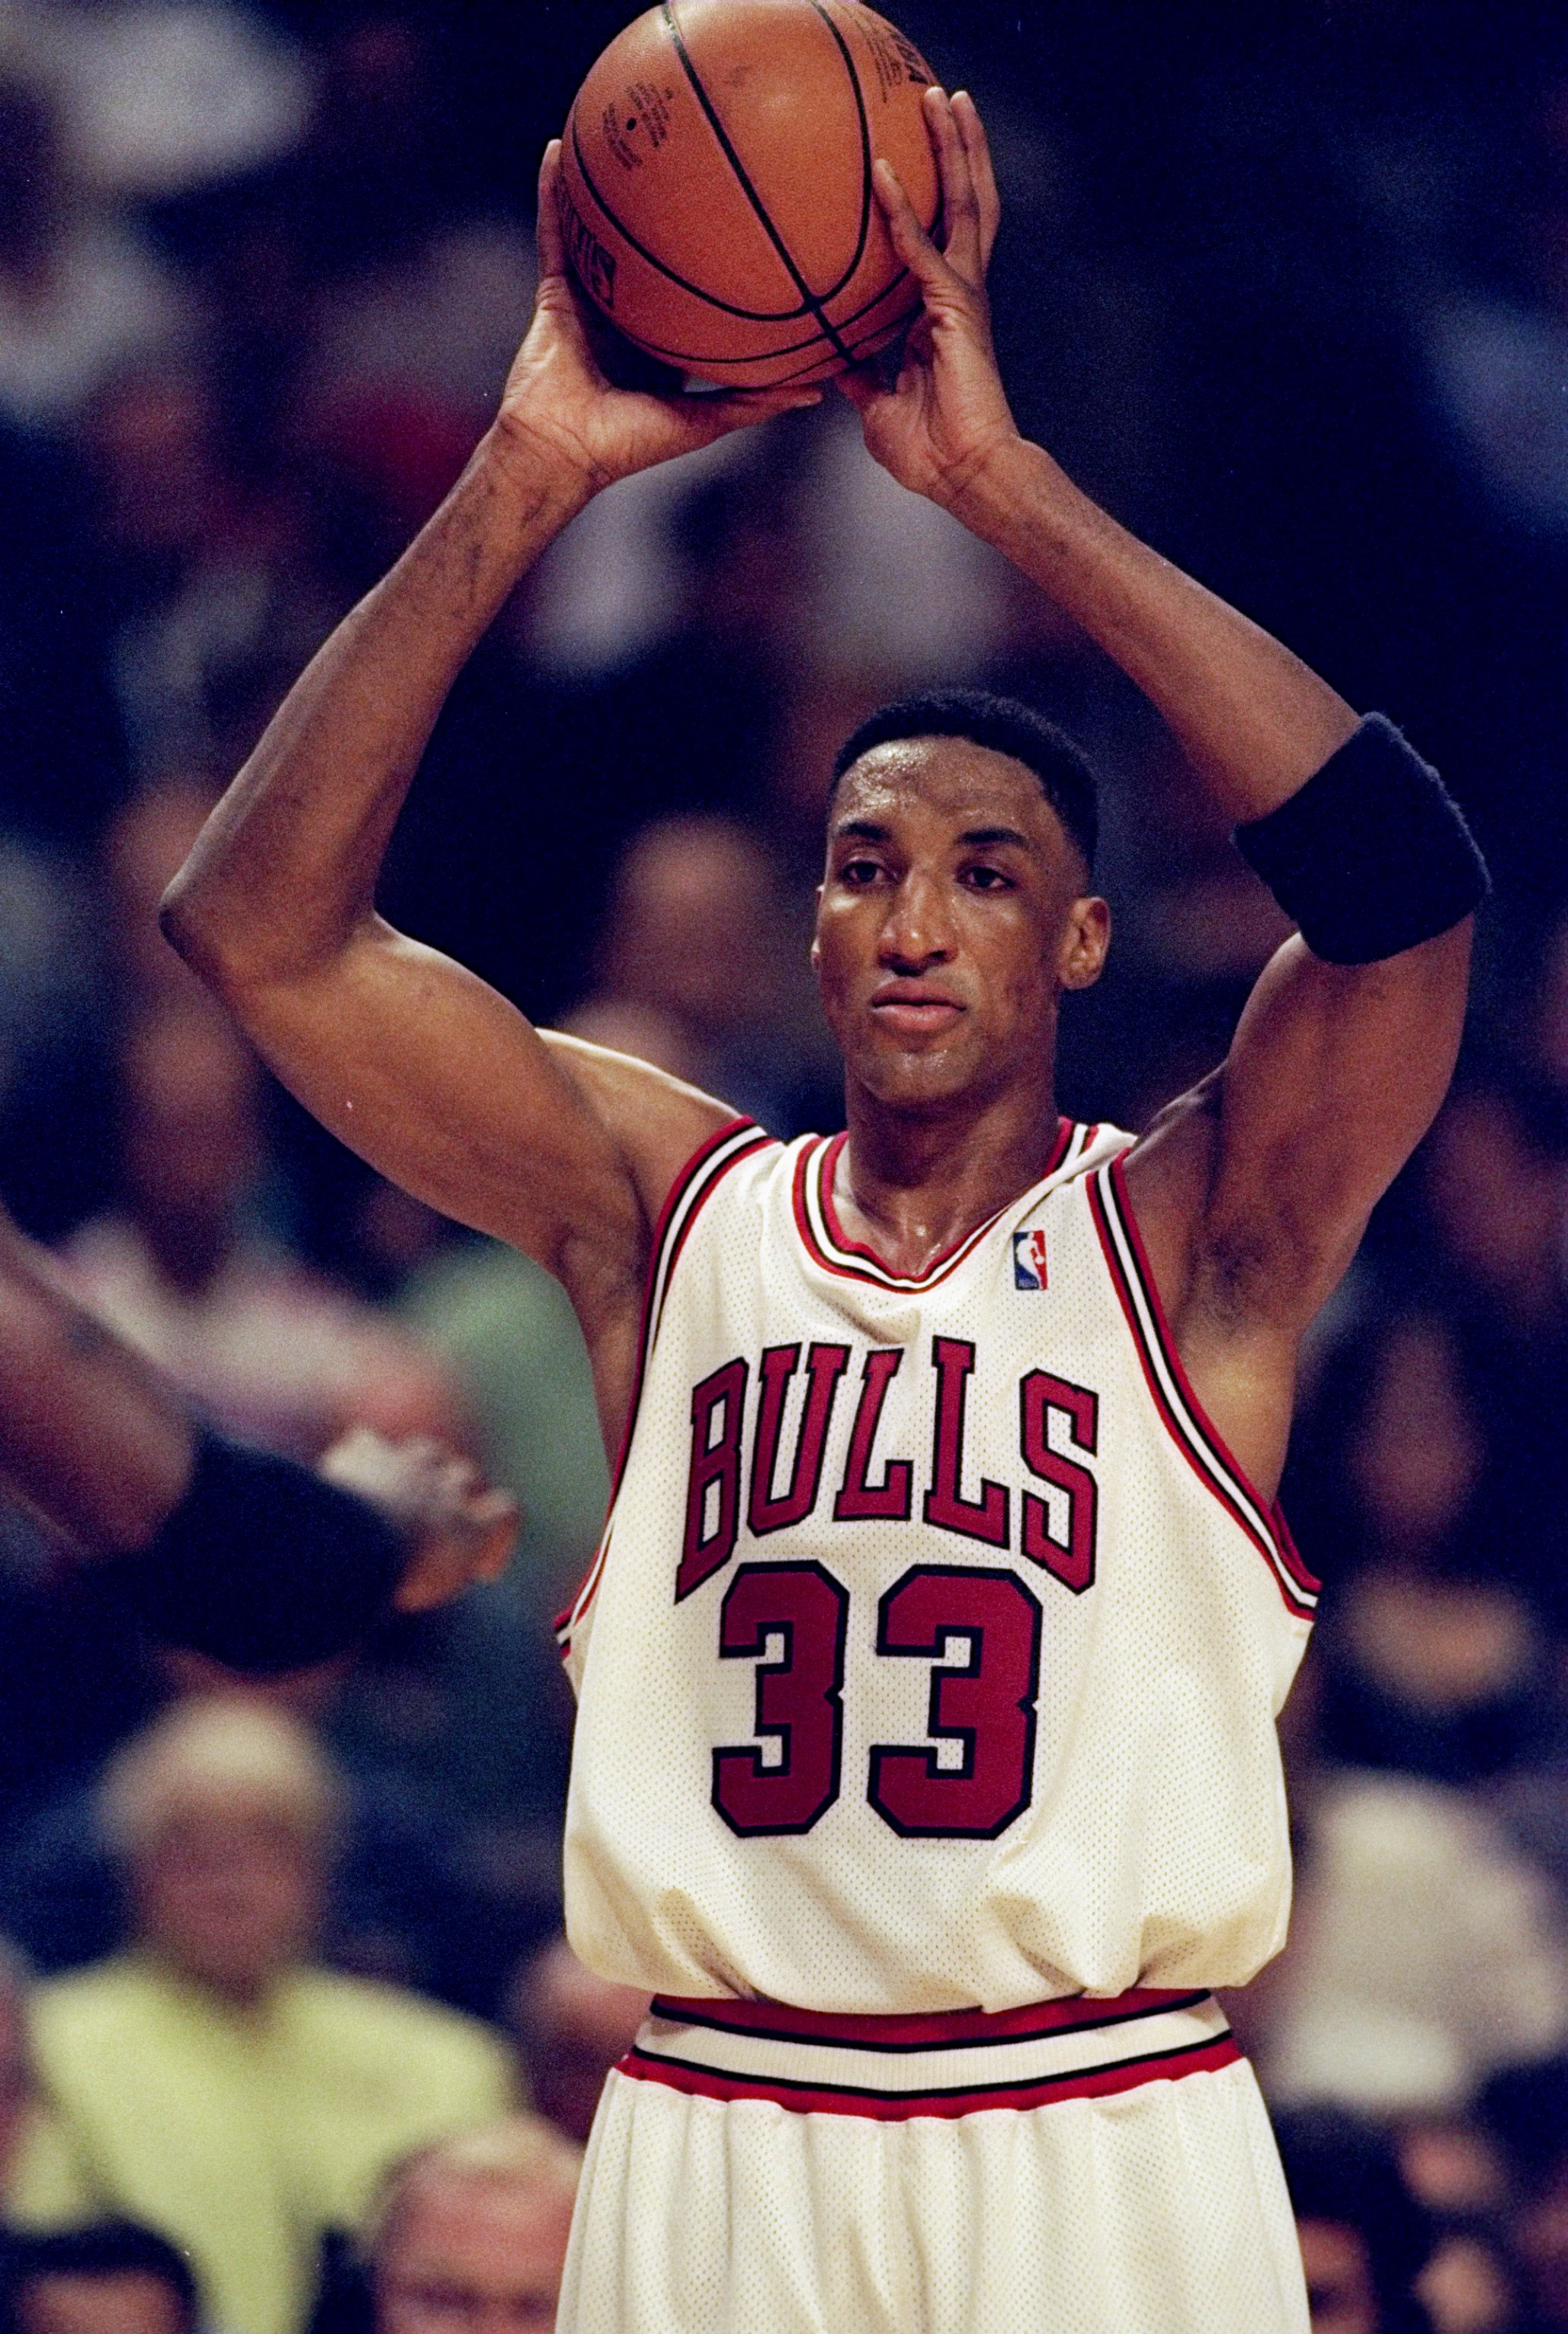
left=849, top=1031, right=979, bottom=1108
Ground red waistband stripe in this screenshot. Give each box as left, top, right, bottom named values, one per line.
left=618, top=1990, right=1239, bottom=2121
left=649, top=1986, right=1209, bottom=2053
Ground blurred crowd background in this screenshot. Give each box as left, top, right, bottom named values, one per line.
left=0, top=1, right=1564, bottom=2329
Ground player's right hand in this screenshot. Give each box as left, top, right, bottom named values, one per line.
left=839, top=90, right=1018, bottom=514
left=317, top=1427, right=520, bottom=1615
left=494, top=141, right=821, bottom=496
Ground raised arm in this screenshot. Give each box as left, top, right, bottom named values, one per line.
left=163, top=147, right=817, bottom=1442
left=844, top=91, right=1481, bottom=1494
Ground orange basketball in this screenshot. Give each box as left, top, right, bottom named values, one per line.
left=558, top=0, right=941, bottom=390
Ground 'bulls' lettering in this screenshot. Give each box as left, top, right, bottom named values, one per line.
left=675, top=1358, right=748, bottom=1601
left=922, top=1337, right=1009, bottom=1548
left=1019, top=1371, right=1099, bottom=1592
left=749, top=1343, right=850, bottom=1536
left=833, top=1347, right=914, bottom=1521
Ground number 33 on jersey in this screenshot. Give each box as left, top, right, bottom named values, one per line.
left=558, top=1118, right=1319, bottom=2016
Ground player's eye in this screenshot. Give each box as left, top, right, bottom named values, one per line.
left=961, top=864, right=1014, bottom=893
left=839, top=858, right=886, bottom=887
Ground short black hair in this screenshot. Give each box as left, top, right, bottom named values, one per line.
left=2, top=2224, right=200, bottom=2331
left=830, top=689, right=1099, bottom=872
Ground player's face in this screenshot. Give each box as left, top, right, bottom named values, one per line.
left=812, top=738, right=1109, bottom=1115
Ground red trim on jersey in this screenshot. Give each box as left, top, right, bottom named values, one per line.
left=617, top=2032, right=1242, bottom=2121
left=794, top=1118, right=1074, bottom=1292
left=651, top=1987, right=1209, bottom=2052
left=1105, top=1155, right=1319, bottom=1597
left=1269, top=1501, right=1320, bottom=1598
left=1088, top=1161, right=1318, bottom=1618
left=554, top=1116, right=773, bottom=1646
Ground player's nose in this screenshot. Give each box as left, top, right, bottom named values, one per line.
left=878, top=871, right=957, bottom=969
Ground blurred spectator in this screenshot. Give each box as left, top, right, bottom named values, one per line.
left=0, top=1623, right=559, bottom=2007
left=296, top=215, right=533, bottom=548
left=1274, top=2105, right=1437, bottom=2333
left=566, top=813, right=833, bottom=1134
left=64, top=999, right=462, bottom=1458
left=0, top=408, right=127, bottom=855
left=1479, top=2057, right=1568, bottom=2332
left=505, top=1937, right=647, bottom=2147
left=1424, top=81, right=1568, bottom=539
left=362, top=2117, right=580, bottom=2334
left=100, top=780, right=217, bottom=1003
left=1264, top=1773, right=1568, bottom=2118
left=81, top=358, right=344, bottom=781
left=798, top=400, right=1015, bottom=685
left=1287, top=1298, right=1559, bottom=1772
left=1415, top=1070, right=1568, bottom=1343
left=1, top=2223, right=200, bottom=2334
left=0, top=68, right=191, bottom=429
left=5, top=1699, right=513, bottom=2334
left=0, top=0, right=313, bottom=201
left=400, top=1242, right=608, bottom=1634
left=0, top=1937, right=34, bottom=2192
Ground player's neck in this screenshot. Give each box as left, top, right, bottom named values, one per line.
left=836, top=1082, right=1064, bottom=1281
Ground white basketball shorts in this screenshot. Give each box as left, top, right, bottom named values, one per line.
left=558, top=1988, right=1309, bottom=2334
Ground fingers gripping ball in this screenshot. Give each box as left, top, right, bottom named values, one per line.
left=558, top=0, right=941, bottom=389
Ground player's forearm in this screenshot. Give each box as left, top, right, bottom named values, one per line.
left=950, top=438, right=1357, bottom=821
left=0, top=1218, right=194, bottom=1553
left=163, top=423, right=590, bottom=988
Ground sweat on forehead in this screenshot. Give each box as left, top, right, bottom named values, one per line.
left=828, top=688, right=1099, bottom=871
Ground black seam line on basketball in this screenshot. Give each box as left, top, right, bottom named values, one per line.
left=612, top=297, right=915, bottom=387
left=646, top=1991, right=1215, bottom=2055
left=604, top=264, right=918, bottom=374
left=802, top=0, right=874, bottom=299
left=661, top=0, right=856, bottom=364
left=571, top=115, right=815, bottom=323
left=627, top=2029, right=1235, bottom=2102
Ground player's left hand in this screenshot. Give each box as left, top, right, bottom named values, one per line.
left=839, top=90, right=1018, bottom=511
left=318, top=1428, right=520, bottom=1615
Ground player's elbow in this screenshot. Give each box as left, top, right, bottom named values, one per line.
left=160, top=865, right=231, bottom=986
left=159, top=865, right=278, bottom=1001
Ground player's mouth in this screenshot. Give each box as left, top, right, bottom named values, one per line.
left=869, top=988, right=966, bottom=1037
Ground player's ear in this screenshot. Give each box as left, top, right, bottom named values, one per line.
left=1057, top=894, right=1110, bottom=991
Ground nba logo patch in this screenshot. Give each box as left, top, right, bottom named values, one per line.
left=1013, top=1229, right=1049, bottom=1290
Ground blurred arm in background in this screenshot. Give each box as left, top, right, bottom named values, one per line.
left=0, top=1203, right=517, bottom=1632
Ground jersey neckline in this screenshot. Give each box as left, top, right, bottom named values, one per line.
left=792, top=1118, right=1094, bottom=1294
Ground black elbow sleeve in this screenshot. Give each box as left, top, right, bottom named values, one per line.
left=100, top=1429, right=409, bottom=1674
left=1234, top=713, right=1489, bottom=964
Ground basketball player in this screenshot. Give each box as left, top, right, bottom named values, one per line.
left=162, top=90, right=1485, bottom=2334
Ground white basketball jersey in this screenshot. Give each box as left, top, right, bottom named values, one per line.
left=558, top=1116, right=1318, bottom=2014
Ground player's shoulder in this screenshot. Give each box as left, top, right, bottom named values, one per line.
left=659, top=1112, right=792, bottom=1222
left=1038, top=1118, right=1136, bottom=1195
